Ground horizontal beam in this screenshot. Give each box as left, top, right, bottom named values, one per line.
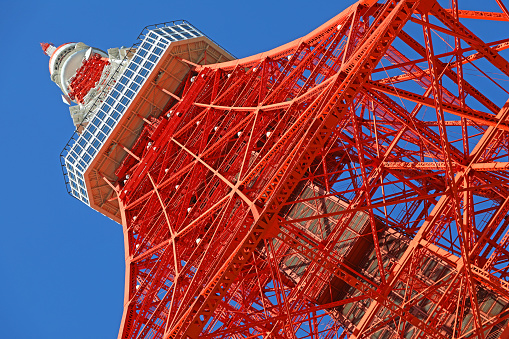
left=383, top=162, right=509, bottom=171
left=446, top=9, right=509, bottom=22
left=367, top=81, right=509, bottom=131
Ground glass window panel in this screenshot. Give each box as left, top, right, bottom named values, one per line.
left=114, top=83, right=125, bottom=94
left=115, top=103, right=125, bottom=113
left=101, top=125, right=111, bottom=134
left=125, top=90, right=134, bottom=99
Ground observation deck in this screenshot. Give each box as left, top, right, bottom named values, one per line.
left=60, top=21, right=235, bottom=221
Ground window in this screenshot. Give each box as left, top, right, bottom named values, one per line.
left=87, top=146, right=96, bottom=157
left=101, top=125, right=111, bottom=134
left=114, top=83, right=125, bottom=93
left=115, top=103, right=125, bottom=113
left=125, top=90, right=135, bottom=99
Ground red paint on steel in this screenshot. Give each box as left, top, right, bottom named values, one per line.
left=104, top=1, right=509, bottom=338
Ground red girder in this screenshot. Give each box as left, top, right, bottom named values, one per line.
left=67, top=53, right=109, bottom=103
left=106, top=1, right=509, bottom=338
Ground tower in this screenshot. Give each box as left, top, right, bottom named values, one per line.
left=43, top=1, right=509, bottom=338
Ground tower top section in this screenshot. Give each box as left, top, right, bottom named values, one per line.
left=41, top=41, right=109, bottom=103
left=55, top=20, right=235, bottom=210
left=40, top=42, right=56, bottom=56
left=41, top=40, right=132, bottom=129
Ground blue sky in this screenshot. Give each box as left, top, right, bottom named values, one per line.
left=0, top=0, right=507, bottom=338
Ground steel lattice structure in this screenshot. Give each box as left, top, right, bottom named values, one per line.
left=45, top=0, right=509, bottom=338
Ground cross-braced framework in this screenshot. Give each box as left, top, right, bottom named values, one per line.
left=109, top=0, right=509, bottom=338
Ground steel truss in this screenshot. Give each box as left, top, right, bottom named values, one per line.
left=109, top=0, right=509, bottom=338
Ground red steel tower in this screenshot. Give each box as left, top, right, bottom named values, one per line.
left=44, top=1, right=509, bottom=338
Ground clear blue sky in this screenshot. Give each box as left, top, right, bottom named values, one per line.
left=0, top=0, right=506, bottom=338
